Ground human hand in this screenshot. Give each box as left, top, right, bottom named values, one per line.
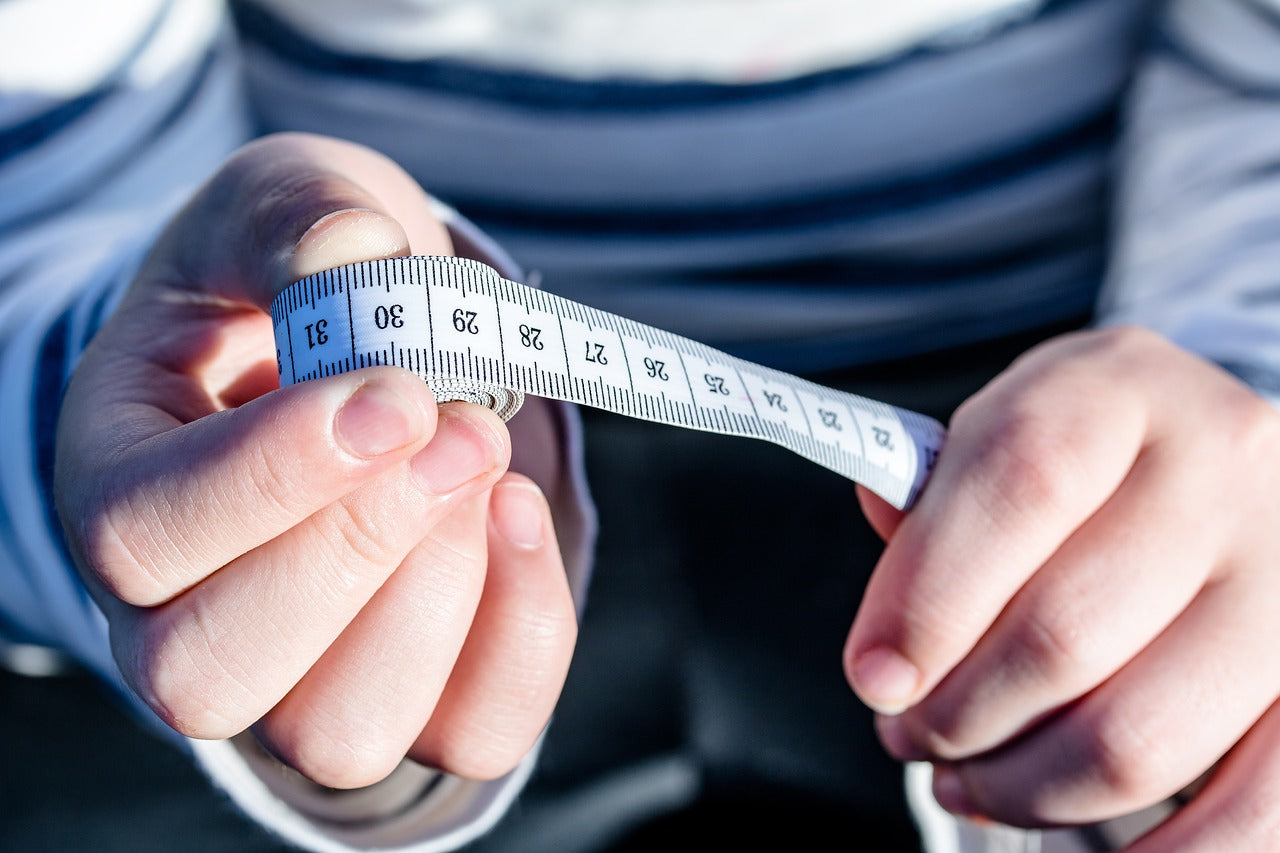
left=845, top=326, right=1280, bottom=850
left=53, top=132, right=578, bottom=788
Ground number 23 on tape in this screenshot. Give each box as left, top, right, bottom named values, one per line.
left=271, top=256, right=947, bottom=510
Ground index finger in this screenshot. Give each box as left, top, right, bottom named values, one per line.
left=58, top=366, right=440, bottom=608
left=844, top=337, right=1147, bottom=714
left=57, top=134, right=461, bottom=606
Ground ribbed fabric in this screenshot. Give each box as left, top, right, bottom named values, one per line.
left=232, top=0, right=1152, bottom=372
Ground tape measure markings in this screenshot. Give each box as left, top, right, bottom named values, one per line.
left=272, top=256, right=947, bottom=510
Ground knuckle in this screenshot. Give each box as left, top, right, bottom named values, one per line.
left=241, top=429, right=311, bottom=522
left=78, top=489, right=177, bottom=606
left=506, top=573, right=579, bottom=660
left=501, top=620, right=574, bottom=715
left=415, top=560, right=483, bottom=627
left=964, top=407, right=1079, bottom=526
left=249, top=169, right=335, bottom=246
left=1083, top=323, right=1165, bottom=364
left=516, top=621, right=577, bottom=709
left=418, top=727, right=528, bottom=782
left=421, top=526, right=487, bottom=572
left=905, top=689, right=1009, bottom=762
left=534, top=596, right=579, bottom=656
left=451, top=679, right=569, bottom=780
left=203, top=137, right=288, bottom=219
left=276, top=725, right=404, bottom=790
left=129, top=615, right=249, bottom=739
left=1060, top=325, right=1174, bottom=384
left=904, top=703, right=967, bottom=760
left=1016, top=596, right=1105, bottom=682
left=415, top=632, right=574, bottom=783
left=1213, top=381, right=1280, bottom=466
left=326, top=498, right=398, bottom=575
left=1073, top=710, right=1179, bottom=807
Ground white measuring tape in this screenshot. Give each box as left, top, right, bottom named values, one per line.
left=271, top=256, right=947, bottom=510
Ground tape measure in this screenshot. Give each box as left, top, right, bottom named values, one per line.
left=270, top=256, right=947, bottom=510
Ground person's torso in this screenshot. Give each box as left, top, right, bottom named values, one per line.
left=232, top=0, right=1157, bottom=371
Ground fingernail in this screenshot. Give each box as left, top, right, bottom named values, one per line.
left=931, top=765, right=986, bottom=821
left=875, top=714, right=927, bottom=762
left=413, top=407, right=502, bottom=494
left=289, top=208, right=409, bottom=283
left=851, top=646, right=920, bottom=714
left=335, top=381, right=424, bottom=457
left=491, top=481, right=546, bottom=548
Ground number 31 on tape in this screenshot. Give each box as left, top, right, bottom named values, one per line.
left=271, top=256, right=947, bottom=510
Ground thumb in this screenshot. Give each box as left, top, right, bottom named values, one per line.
left=64, top=132, right=454, bottom=469
left=139, top=131, right=451, bottom=309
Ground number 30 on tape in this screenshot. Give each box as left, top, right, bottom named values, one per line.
left=271, top=256, right=947, bottom=510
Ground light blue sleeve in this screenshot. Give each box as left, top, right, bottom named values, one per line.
left=0, top=3, right=597, bottom=851
left=1098, top=0, right=1280, bottom=406
left=0, top=0, right=249, bottom=687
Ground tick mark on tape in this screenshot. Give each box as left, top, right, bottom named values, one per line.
left=271, top=256, right=947, bottom=510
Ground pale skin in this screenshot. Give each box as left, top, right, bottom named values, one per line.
left=54, top=133, right=578, bottom=788
left=55, top=131, right=1280, bottom=848
left=848, top=327, right=1280, bottom=849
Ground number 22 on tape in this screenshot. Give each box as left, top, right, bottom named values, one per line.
left=271, top=256, right=947, bottom=510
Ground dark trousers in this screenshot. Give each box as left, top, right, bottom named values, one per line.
left=0, top=323, right=1072, bottom=852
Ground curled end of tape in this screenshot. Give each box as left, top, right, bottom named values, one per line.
left=426, top=378, right=525, bottom=422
